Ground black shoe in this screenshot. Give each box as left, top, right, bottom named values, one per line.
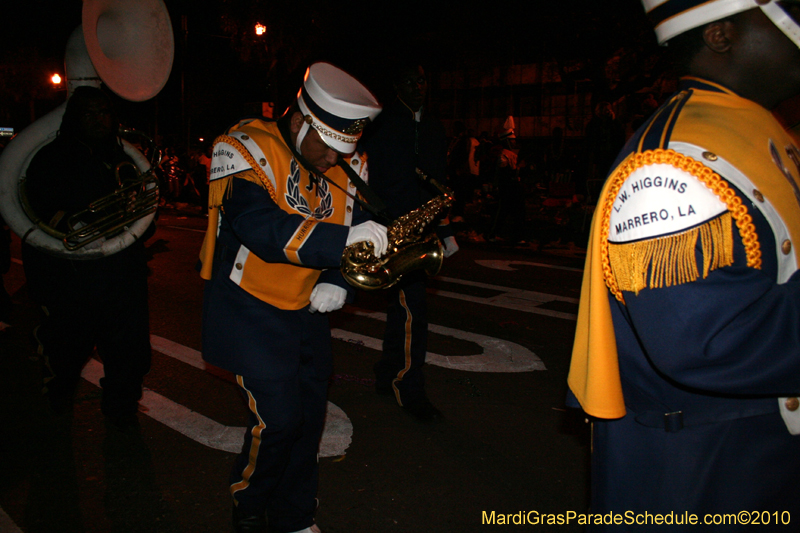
left=232, top=506, right=267, bottom=533
left=402, top=397, right=443, bottom=422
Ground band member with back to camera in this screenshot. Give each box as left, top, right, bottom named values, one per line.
left=569, top=0, right=800, bottom=527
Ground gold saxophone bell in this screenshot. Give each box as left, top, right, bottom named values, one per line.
left=342, top=231, right=445, bottom=290
left=342, top=175, right=454, bottom=290
left=19, top=128, right=161, bottom=251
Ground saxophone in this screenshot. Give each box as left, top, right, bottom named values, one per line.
left=341, top=170, right=454, bottom=290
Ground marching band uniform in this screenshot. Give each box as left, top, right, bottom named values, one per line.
left=199, top=63, right=381, bottom=533
left=361, top=92, right=453, bottom=419
left=199, top=119, right=370, bottom=378
left=569, top=75, right=800, bottom=522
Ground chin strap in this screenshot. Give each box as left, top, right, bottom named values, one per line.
left=276, top=119, right=393, bottom=224
left=760, top=0, right=800, bottom=50
left=295, top=121, right=310, bottom=155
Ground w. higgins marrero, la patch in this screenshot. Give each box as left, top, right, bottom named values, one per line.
left=602, top=149, right=761, bottom=300
left=609, top=164, right=726, bottom=241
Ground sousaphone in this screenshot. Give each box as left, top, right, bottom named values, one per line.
left=0, top=0, right=174, bottom=258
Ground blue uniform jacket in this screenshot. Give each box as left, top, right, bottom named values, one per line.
left=201, top=121, right=372, bottom=381
left=575, top=78, right=800, bottom=523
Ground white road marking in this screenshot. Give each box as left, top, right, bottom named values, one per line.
left=431, top=276, right=579, bottom=321
left=71, top=268, right=560, bottom=455
left=150, top=335, right=204, bottom=369
left=80, top=353, right=352, bottom=457
left=337, top=308, right=546, bottom=372
left=0, top=507, right=23, bottom=533
left=138, top=302, right=545, bottom=453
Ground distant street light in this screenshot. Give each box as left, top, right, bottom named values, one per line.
left=255, top=23, right=266, bottom=36
left=50, top=73, right=62, bottom=85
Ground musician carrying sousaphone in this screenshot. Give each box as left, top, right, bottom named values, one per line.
left=23, top=86, right=154, bottom=431
left=0, top=0, right=173, bottom=431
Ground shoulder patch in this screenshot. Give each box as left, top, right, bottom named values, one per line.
left=210, top=140, right=253, bottom=182
left=208, top=134, right=279, bottom=207
left=609, top=163, right=726, bottom=243
left=600, top=149, right=761, bottom=301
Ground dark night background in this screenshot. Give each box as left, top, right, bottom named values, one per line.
left=1, top=0, right=665, bottom=151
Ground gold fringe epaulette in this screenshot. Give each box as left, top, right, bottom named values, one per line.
left=602, top=149, right=761, bottom=303
left=609, top=212, right=733, bottom=295
left=199, top=134, right=281, bottom=282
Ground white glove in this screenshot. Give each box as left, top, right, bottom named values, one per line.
left=443, top=236, right=459, bottom=258
left=346, top=221, right=388, bottom=257
left=309, top=283, right=347, bottom=313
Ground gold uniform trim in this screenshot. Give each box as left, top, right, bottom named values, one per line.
left=602, top=149, right=761, bottom=303
left=230, top=375, right=266, bottom=500
left=284, top=218, right=319, bottom=265
left=208, top=134, right=279, bottom=209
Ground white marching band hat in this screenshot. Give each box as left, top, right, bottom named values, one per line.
left=295, top=62, right=381, bottom=155
left=642, top=0, right=800, bottom=49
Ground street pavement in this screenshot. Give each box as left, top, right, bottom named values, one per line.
left=0, top=209, right=590, bottom=533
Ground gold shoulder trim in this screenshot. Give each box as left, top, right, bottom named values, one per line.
left=208, top=134, right=278, bottom=209
left=602, top=149, right=761, bottom=302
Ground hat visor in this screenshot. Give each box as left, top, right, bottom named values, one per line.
left=318, top=133, right=358, bottom=156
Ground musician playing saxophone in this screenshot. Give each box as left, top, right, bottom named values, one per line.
left=23, top=86, right=153, bottom=432
left=360, top=60, right=459, bottom=422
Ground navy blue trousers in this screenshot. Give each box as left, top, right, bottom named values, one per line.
left=590, top=411, right=800, bottom=531
left=230, top=352, right=330, bottom=532
left=374, top=271, right=429, bottom=405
